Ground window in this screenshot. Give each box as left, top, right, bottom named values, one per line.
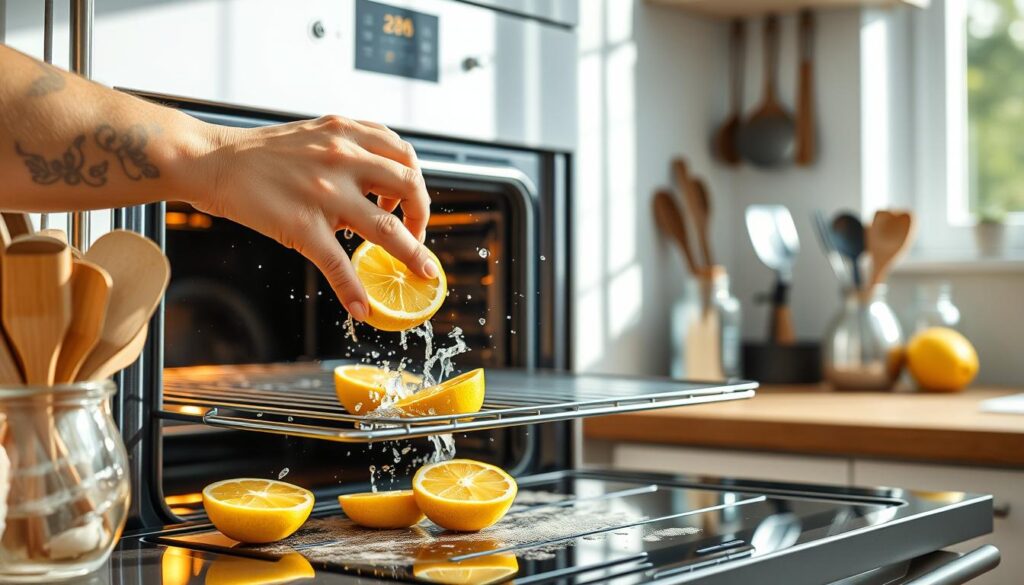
left=966, top=0, right=1024, bottom=220
left=899, top=0, right=1024, bottom=257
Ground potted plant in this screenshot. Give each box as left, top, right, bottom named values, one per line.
left=975, top=205, right=1007, bottom=257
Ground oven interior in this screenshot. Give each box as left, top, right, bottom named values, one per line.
left=143, top=97, right=561, bottom=521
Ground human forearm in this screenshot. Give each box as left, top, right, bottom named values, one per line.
left=0, top=44, right=218, bottom=211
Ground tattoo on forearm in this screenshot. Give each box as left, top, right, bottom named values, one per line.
left=14, top=124, right=160, bottom=188
left=95, top=124, right=160, bottom=180
left=26, top=62, right=67, bottom=97
left=15, top=136, right=108, bottom=187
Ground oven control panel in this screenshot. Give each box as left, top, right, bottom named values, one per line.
left=355, top=0, right=439, bottom=82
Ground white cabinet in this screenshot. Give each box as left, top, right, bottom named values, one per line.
left=853, top=460, right=1021, bottom=585
left=611, top=444, right=851, bottom=486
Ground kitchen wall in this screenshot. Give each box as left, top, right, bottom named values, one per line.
left=572, top=0, right=732, bottom=375
left=573, top=0, right=1023, bottom=385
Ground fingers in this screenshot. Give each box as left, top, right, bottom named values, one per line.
left=354, top=154, right=431, bottom=242
left=301, top=227, right=369, bottom=321
left=377, top=194, right=400, bottom=213
left=345, top=195, right=439, bottom=280
left=352, top=121, right=418, bottom=168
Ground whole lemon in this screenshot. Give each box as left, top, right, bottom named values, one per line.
left=906, top=327, right=979, bottom=392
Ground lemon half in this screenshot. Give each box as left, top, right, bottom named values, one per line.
left=202, top=478, right=313, bottom=543
left=412, top=459, right=517, bottom=532
left=352, top=241, right=447, bottom=332
left=338, top=490, right=425, bottom=529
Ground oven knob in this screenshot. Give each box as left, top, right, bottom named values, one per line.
left=461, top=56, right=483, bottom=72
left=310, top=20, right=326, bottom=39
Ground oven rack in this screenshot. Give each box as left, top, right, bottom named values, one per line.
left=158, top=364, right=757, bottom=442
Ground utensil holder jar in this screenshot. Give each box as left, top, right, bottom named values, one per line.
left=823, top=286, right=904, bottom=391
left=672, top=266, right=741, bottom=381
left=0, top=381, right=129, bottom=582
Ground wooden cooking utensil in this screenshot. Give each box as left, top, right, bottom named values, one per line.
left=795, top=10, right=816, bottom=166
left=80, top=324, right=149, bottom=382
left=0, top=235, right=72, bottom=556
left=54, top=260, right=113, bottom=383
left=0, top=220, right=22, bottom=383
left=688, top=177, right=715, bottom=268
left=737, top=14, right=795, bottom=168
left=1, top=212, right=34, bottom=239
left=653, top=189, right=699, bottom=275
left=77, top=231, right=169, bottom=381
left=1, top=236, right=73, bottom=385
left=713, top=20, right=745, bottom=166
left=865, top=210, right=914, bottom=297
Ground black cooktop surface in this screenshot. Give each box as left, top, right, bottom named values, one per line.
left=96, top=470, right=990, bottom=585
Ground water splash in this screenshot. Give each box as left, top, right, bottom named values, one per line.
left=477, top=248, right=489, bottom=258
left=343, top=228, right=354, bottom=240
left=344, top=313, right=358, bottom=342
left=278, top=467, right=290, bottom=480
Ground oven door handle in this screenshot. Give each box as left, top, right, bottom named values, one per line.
left=903, top=545, right=1001, bottom=585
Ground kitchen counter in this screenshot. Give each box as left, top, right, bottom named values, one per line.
left=584, top=385, right=1024, bottom=468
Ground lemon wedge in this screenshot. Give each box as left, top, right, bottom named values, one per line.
left=394, top=369, right=484, bottom=417
left=338, top=490, right=425, bottom=529
left=333, top=364, right=422, bottom=414
left=202, top=478, right=314, bottom=543
left=412, top=459, right=517, bottom=532
left=352, top=241, right=446, bottom=332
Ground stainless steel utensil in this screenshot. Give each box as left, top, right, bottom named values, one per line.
left=830, top=212, right=865, bottom=289
left=812, top=210, right=852, bottom=290
left=738, top=15, right=795, bottom=168
left=746, top=205, right=799, bottom=344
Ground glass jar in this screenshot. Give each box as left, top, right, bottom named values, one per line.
left=0, top=381, right=129, bottom=582
left=823, top=286, right=904, bottom=391
left=913, top=282, right=961, bottom=333
left=672, top=266, right=742, bottom=380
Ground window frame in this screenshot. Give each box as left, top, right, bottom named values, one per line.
left=909, top=0, right=1024, bottom=258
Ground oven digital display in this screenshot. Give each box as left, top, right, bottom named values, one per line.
left=355, top=0, right=439, bottom=82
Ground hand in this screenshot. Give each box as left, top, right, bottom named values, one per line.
left=191, top=115, right=436, bottom=322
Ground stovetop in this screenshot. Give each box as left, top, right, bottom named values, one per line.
left=92, top=469, right=992, bottom=585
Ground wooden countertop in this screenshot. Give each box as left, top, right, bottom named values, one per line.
left=584, top=385, right=1024, bottom=468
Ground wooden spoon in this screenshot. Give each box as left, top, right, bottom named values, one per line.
left=79, top=324, right=149, bottom=382
left=713, top=20, right=745, bottom=166
left=1, top=236, right=73, bottom=384
left=795, top=10, right=816, bottom=166
left=653, top=189, right=699, bottom=275
left=77, top=231, right=169, bottom=381
left=865, top=210, right=914, bottom=297
left=54, top=260, right=113, bottom=383
left=737, top=14, right=795, bottom=168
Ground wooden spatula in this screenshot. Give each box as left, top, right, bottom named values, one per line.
left=77, top=231, right=169, bottom=381
left=1, top=236, right=73, bottom=384
left=653, top=189, right=699, bottom=276
left=865, top=210, right=914, bottom=296
left=54, top=260, right=113, bottom=383
left=1, top=212, right=34, bottom=239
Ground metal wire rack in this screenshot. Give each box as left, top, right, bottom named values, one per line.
left=158, top=363, right=757, bottom=442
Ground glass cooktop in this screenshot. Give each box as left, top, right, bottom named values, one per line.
left=94, top=470, right=992, bottom=585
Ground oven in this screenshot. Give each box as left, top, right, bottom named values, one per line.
left=30, top=0, right=1000, bottom=583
